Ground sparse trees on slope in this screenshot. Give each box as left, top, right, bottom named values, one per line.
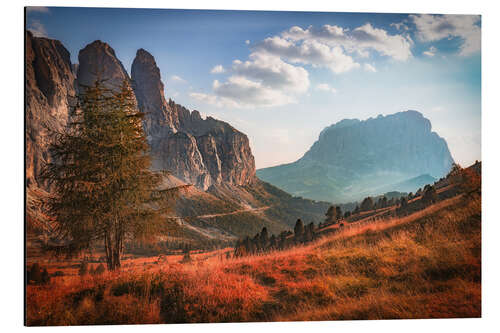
left=42, top=79, right=172, bottom=270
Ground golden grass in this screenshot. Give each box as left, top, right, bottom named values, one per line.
left=26, top=193, right=481, bottom=325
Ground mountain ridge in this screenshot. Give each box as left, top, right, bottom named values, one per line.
left=257, top=111, right=454, bottom=203
left=25, top=32, right=331, bottom=247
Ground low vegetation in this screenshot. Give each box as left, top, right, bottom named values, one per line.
left=26, top=183, right=481, bottom=325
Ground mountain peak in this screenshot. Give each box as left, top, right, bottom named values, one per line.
left=258, top=110, right=454, bottom=203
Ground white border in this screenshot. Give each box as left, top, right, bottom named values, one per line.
left=3, top=0, right=499, bottom=332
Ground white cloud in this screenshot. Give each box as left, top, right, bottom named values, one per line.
left=410, top=14, right=481, bottom=56
left=391, top=21, right=409, bottom=31
left=315, top=83, right=338, bottom=94
left=423, top=46, right=437, bottom=57
left=364, top=63, right=377, bottom=72
left=26, top=7, right=50, bottom=14
left=255, top=36, right=360, bottom=74
left=198, top=22, right=415, bottom=109
left=210, top=65, right=225, bottom=74
left=27, top=20, right=48, bottom=37
left=232, top=52, right=310, bottom=93
left=350, top=24, right=412, bottom=61
left=191, top=75, right=296, bottom=109
left=279, top=23, right=412, bottom=62
left=171, top=75, right=186, bottom=83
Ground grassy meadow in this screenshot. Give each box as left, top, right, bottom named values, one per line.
left=26, top=192, right=481, bottom=325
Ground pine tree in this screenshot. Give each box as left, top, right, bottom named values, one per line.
left=335, top=206, right=342, bottom=220
left=325, top=206, right=337, bottom=224
left=259, top=227, right=269, bottom=250
left=42, top=79, right=173, bottom=270
left=360, top=197, right=374, bottom=211
left=294, top=219, right=304, bottom=241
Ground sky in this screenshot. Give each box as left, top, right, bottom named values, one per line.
left=26, top=7, right=481, bottom=169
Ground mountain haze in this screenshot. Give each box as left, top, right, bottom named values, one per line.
left=257, top=111, right=454, bottom=203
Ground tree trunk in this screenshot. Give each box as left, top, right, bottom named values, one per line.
left=104, top=228, right=123, bottom=271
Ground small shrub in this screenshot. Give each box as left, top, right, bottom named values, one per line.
left=94, top=263, right=106, bottom=275
left=52, top=270, right=64, bottom=277
left=78, top=261, right=89, bottom=276
left=28, top=263, right=42, bottom=284
left=41, top=268, right=50, bottom=284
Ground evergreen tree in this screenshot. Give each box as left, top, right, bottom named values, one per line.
left=269, top=234, right=277, bottom=249
left=259, top=227, right=269, bottom=249
left=294, top=219, right=304, bottom=241
left=325, top=206, right=337, bottom=224
left=422, top=185, right=438, bottom=205
left=360, top=197, right=374, bottom=211
left=335, top=206, right=342, bottom=219
left=42, top=79, right=174, bottom=270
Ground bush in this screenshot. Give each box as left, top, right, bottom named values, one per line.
left=78, top=261, right=89, bottom=276
left=52, top=271, right=64, bottom=277
left=41, top=268, right=50, bottom=284
left=94, top=263, right=106, bottom=275
left=28, top=263, right=42, bottom=284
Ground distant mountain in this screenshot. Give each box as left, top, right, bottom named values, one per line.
left=257, top=111, right=454, bottom=203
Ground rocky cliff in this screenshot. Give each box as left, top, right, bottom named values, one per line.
left=25, top=31, right=76, bottom=190
left=131, top=49, right=255, bottom=190
left=27, top=36, right=324, bottom=245
left=257, top=111, right=454, bottom=203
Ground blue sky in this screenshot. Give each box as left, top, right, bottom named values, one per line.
left=26, top=7, right=481, bottom=169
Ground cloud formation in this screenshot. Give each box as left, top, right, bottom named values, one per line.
left=27, top=20, right=48, bottom=37
left=255, top=36, right=360, bottom=74
left=171, top=75, right=186, bottom=83
left=190, top=75, right=296, bottom=108
left=191, top=16, right=480, bottom=110
left=280, top=23, right=413, bottom=62
left=315, top=83, right=338, bottom=94
left=410, top=14, right=481, bottom=56
left=192, top=52, right=309, bottom=108
left=363, top=63, right=377, bottom=72
left=210, top=65, right=225, bottom=74
left=423, top=46, right=437, bottom=57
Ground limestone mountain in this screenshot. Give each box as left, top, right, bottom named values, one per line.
left=131, top=49, right=255, bottom=190
left=257, top=111, right=454, bottom=203
left=25, top=31, right=76, bottom=191
left=25, top=34, right=330, bottom=247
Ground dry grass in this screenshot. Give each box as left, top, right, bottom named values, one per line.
left=26, top=193, right=481, bottom=325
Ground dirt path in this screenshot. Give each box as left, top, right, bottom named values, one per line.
left=172, top=205, right=272, bottom=220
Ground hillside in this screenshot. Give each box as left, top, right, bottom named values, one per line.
left=26, top=174, right=481, bottom=324
left=257, top=111, right=454, bottom=203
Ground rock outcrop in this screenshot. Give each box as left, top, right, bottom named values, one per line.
left=25, top=36, right=330, bottom=243
left=25, top=31, right=76, bottom=190
left=257, top=111, right=454, bottom=203
left=131, top=49, right=255, bottom=190
left=76, top=40, right=132, bottom=93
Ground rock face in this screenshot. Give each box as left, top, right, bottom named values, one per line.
left=257, top=111, right=454, bottom=203
left=76, top=40, right=132, bottom=93
left=26, top=38, right=256, bottom=192
left=25, top=31, right=76, bottom=190
left=131, top=49, right=255, bottom=190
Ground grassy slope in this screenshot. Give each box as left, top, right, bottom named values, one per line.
left=26, top=193, right=480, bottom=325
